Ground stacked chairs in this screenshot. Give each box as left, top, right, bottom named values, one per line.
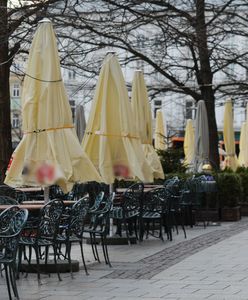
left=164, top=177, right=187, bottom=238
left=0, top=184, right=26, bottom=203
left=0, top=196, right=18, bottom=205
left=18, top=199, right=64, bottom=282
left=84, top=193, right=114, bottom=266
left=111, top=183, right=144, bottom=244
left=182, top=176, right=206, bottom=227
left=141, top=187, right=172, bottom=241
left=0, top=206, right=28, bottom=300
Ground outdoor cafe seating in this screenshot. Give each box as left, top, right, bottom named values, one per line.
left=0, top=176, right=217, bottom=300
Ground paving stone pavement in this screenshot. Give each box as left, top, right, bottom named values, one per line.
left=2, top=219, right=248, bottom=299
left=104, top=217, right=248, bottom=280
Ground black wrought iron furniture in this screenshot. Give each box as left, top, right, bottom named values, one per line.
left=164, top=178, right=187, bottom=238
left=141, top=187, right=173, bottom=241
left=56, top=196, right=90, bottom=277
left=0, top=206, right=28, bottom=300
left=84, top=193, right=114, bottom=266
left=0, top=196, right=18, bottom=205
left=18, top=199, right=64, bottom=282
left=0, top=185, right=26, bottom=203
left=111, top=183, right=144, bottom=244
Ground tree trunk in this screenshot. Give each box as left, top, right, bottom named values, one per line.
left=0, top=0, right=12, bottom=183
left=195, top=0, right=219, bottom=169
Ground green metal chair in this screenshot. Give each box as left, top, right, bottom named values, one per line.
left=18, top=199, right=64, bottom=282
left=56, top=196, right=90, bottom=277
left=84, top=193, right=114, bottom=266
left=110, top=183, right=144, bottom=244
left=0, top=206, right=28, bottom=300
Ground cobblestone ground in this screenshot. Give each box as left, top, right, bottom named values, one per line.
left=104, top=218, right=248, bottom=280
left=1, top=219, right=248, bottom=299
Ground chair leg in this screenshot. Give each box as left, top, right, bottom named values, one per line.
left=133, top=218, right=138, bottom=241
left=159, top=218, right=164, bottom=242
left=123, top=218, right=130, bottom=245
left=79, top=241, right=89, bottom=275
left=44, top=246, right=50, bottom=277
left=100, top=235, right=108, bottom=265
left=53, top=245, right=62, bottom=281
left=9, top=264, right=19, bottom=300
left=4, top=265, right=12, bottom=300
left=34, top=246, right=41, bottom=284
left=93, top=233, right=100, bottom=263
left=90, top=233, right=97, bottom=261
left=66, top=242, right=73, bottom=278
left=103, top=234, right=111, bottom=267
left=17, top=245, right=23, bottom=279
left=180, top=210, right=187, bottom=238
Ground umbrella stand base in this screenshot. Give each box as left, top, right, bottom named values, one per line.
left=86, top=235, right=137, bottom=245
left=20, top=259, right=80, bottom=273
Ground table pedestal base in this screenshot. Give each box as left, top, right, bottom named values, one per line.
left=20, top=259, right=79, bottom=273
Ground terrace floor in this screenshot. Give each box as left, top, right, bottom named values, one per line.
left=1, top=218, right=248, bottom=300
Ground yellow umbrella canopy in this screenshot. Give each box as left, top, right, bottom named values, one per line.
left=131, top=70, right=164, bottom=179
left=4, top=19, right=101, bottom=192
left=184, top=119, right=195, bottom=169
left=223, top=99, right=238, bottom=171
left=155, top=110, right=166, bottom=150
left=82, top=54, right=153, bottom=184
left=238, top=122, right=247, bottom=167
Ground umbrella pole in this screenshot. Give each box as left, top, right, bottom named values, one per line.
left=44, top=186, right=50, bottom=204
left=109, top=184, right=114, bottom=237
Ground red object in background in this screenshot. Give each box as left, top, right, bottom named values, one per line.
left=7, top=156, right=14, bottom=171
left=36, top=163, right=55, bottom=184
left=113, top=164, right=129, bottom=178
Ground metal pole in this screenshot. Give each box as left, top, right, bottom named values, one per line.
left=109, top=184, right=114, bottom=237
left=44, top=186, right=50, bottom=204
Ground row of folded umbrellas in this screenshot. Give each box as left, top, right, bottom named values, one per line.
left=4, top=19, right=167, bottom=193
left=5, top=19, right=242, bottom=194
left=184, top=99, right=247, bottom=172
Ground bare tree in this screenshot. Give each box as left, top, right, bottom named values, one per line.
left=1, top=0, right=248, bottom=180
left=51, top=0, right=248, bottom=168
left=0, top=0, right=64, bottom=182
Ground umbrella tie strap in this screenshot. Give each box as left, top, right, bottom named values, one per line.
left=86, top=131, right=139, bottom=139
left=24, top=125, right=74, bottom=134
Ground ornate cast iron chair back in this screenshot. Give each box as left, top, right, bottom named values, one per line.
left=37, top=199, right=64, bottom=240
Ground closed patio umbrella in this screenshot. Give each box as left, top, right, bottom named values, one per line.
left=155, top=110, right=166, bottom=150
left=82, top=53, right=153, bottom=183
left=184, top=119, right=195, bottom=170
left=131, top=70, right=164, bottom=179
left=194, top=100, right=209, bottom=172
left=75, top=105, right=86, bottom=143
left=238, top=122, right=247, bottom=167
left=4, top=19, right=101, bottom=193
left=223, top=99, right=238, bottom=171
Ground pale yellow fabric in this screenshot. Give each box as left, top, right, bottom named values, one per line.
left=4, top=20, right=101, bottom=192
left=155, top=110, right=166, bottom=150
left=184, top=119, right=195, bottom=169
left=238, top=122, right=247, bottom=167
left=82, top=54, right=153, bottom=183
left=131, top=71, right=164, bottom=179
left=223, top=99, right=238, bottom=171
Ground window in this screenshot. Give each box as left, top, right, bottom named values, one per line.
left=137, top=34, right=145, bottom=48
left=68, top=70, right=76, bottom=80
left=186, top=101, right=193, bottom=119
left=12, top=113, right=20, bottom=128
left=12, top=83, right=20, bottom=97
left=69, top=100, right=75, bottom=120
left=136, top=60, right=144, bottom=71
